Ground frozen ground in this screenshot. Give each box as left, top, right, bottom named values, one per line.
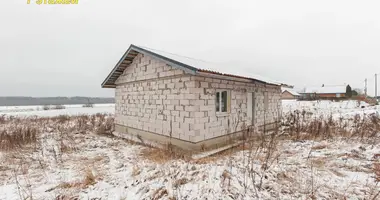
left=0, top=100, right=379, bottom=200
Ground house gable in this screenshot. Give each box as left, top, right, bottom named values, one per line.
left=115, top=53, right=186, bottom=85
left=102, top=45, right=197, bottom=88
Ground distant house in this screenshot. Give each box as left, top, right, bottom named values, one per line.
left=300, top=85, right=350, bottom=100
left=102, top=44, right=283, bottom=150
left=281, top=88, right=300, bottom=100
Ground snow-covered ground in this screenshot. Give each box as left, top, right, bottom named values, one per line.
left=282, top=100, right=379, bottom=120
left=0, top=104, right=114, bottom=117
left=0, top=100, right=379, bottom=200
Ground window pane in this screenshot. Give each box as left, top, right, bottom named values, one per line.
left=216, top=92, right=220, bottom=112
left=221, top=91, right=227, bottom=112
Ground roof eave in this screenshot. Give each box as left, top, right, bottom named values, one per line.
left=101, top=45, right=137, bottom=88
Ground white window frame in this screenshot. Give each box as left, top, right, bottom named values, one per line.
left=215, top=90, right=230, bottom=115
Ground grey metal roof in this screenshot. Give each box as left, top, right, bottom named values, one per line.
left=101, top=44, right=281, bottom=88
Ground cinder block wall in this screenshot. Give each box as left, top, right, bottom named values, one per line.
left=188, top=76, right=282, bottom=141
left=115, top=53, right=201, bottom=142
left=114, top=53, right=282, bottom=146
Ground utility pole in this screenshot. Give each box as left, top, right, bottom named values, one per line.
left=365, top=78, right=368, bottom=96
left=375, top=74, right=378, bottom=99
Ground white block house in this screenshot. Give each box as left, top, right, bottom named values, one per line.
left=102, top=44, right=282, bottom=150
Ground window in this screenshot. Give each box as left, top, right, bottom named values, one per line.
left=216, top=90, right=229, bottom=113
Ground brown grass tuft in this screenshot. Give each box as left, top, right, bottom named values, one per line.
left=311, top=158, right=327, bottom=169
left=311, top=144, right=328, bottom=150
left=55, top=194, right=80, bottom=200
left=83, top=169, right=96, bottom=186
left=55, top=169, right=97, bottom=190
left=374, top=163, right=380, bottom=182
left=152, top=187, right=168, bottom=200
left=132, top=166, right=141, bottom=176
left=173, top=178, right=188, bottom=188
left=222, top=170, right=231, bottom=180
left=329, top=168, right=346, bottom=177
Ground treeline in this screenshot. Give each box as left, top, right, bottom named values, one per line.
left=0, top=96, right=115, bottom=106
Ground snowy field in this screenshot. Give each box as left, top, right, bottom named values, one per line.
left=282, top=100, right=379, bottom=120
left=0, top=100, right=379, bottom=200
left=0, top=104, right=114, bottom=117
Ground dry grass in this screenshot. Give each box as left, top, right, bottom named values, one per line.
left=282, top=110, right=380, bottom=140
left=140, top=147, right=173, bottom=163
left=0, top=125, right=37, bottom=150
left=140, top=144, right=191, bottom=163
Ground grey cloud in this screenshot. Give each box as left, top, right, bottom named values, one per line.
left=0, top=0, right=379, bottom=96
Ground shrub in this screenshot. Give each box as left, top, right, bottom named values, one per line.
left=53, top=105, right=66, bottom=110
left=82, top=103, right=94, bottom=108
left=96, top=117, right=114, bottom=136
left=42, top=105, right=51, bottom=110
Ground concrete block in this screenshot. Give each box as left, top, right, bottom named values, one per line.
left=185, top=105, right=200, bottom=112
left=200, top=105, right=213, bottom=111
left=194, top=111, right=205, bottom=118
left=175, top=105, right=184, bottom=111
left=180, top=99, right=190, bottom=105
left=171, top=99, right=179, bottom=105
left=184, top=118, right=195, bottom=124
left=180, top=111, right=190, bottom=118
left=200, top=82, right=209, bottom=88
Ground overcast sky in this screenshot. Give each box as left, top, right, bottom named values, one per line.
left=1, top=0, right=380, bottom=97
